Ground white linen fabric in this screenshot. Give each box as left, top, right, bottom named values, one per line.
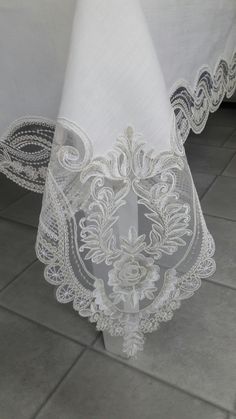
left=0, top=0, right=236, bottom=356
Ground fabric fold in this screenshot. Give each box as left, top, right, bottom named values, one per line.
left=0, top=0, right=235, bottom=356
left=35, top=0, right=219, bottom=356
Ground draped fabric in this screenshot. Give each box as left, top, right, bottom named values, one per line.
left=0, top=0, right=236, bottom=356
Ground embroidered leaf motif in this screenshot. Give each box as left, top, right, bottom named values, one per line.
left=35, top=121, right=217, bottom=357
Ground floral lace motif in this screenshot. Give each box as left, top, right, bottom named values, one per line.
left=0, top=53, right=235, bottom=193
left=36, top=122, right=215, bottom=357
left=1, top=52, right=235, bottom=356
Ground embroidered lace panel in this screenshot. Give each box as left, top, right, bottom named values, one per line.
left=36, top=121, right=215, bottom=356
left=0, top=53, right=235, bottom=356
left=0, top=54, right=235, bottom=193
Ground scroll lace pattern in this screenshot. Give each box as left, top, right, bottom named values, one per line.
left=36, top=122, right=215, bottom=357
left=0, top=117, right=55, bottom=193
left=171, top=52, right=236, bottom=145
left=1, top=52, right=235, bottom=356
left=0, top=53, right=235, bottom=193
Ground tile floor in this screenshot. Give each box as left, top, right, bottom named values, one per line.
left=0, top=104, right=236, bottom=419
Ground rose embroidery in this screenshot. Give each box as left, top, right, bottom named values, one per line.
left=108, top=253, right=160, bottom=308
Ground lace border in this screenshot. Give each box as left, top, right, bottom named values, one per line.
left=35, top=122, right=216, bottom=357
left=0, top=52, right=235, bottom=193
left=0, top=52, right=235, bottom=356
left=170, top=52, right=236, bottom=145
left=0, top=117, right=55, bottom=193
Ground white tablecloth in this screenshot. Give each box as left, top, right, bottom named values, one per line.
left=0, top=0, right=235, bottom=356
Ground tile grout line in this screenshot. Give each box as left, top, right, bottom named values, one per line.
left=218, top=149, right=236, bottom=176
left=202, top=277, right=236, bottom=292
left=0, top=189, right=31, bottom=215
left=220, top=173, right=236, bottom=179
left=186, top=137, right=236, bottom=149
left=0, top=191, right=29, bottom=212
left=88, top=345, right=233, bottom=416
left=0, top=258, right=38, bottom=294
left=0, top=303, right=101, bottom=351
left=199, top=148, right=236, bottom=202
left=186, top=138, right=236, bottom=194
left=0, top=303, right=234, bottom=416
left=0, top=214, right=38, bottom=230
left=0, top=304, right=89, bottom=348
left=32, top=338, right=234, bottom=418
left=185, top=135, right=236, bottom=150
left=31, top=335, right=101, bottom=418
left=221, top=126, right=236, bottom=147
left=0, top=300, right=235, bottom=419
left=32, top=347, right=88, bottom=419
left=187, top=141, right=236, bottom=149
left=199, top=175, right=218, bottom=201
left=203, top=212, right=236, bottom=223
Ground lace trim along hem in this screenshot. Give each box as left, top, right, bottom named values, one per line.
left=0, top=52, right=235, bottom=193
left=35, top=123, right=216, bottom=357
left=170, top=52, right=236, bottom=145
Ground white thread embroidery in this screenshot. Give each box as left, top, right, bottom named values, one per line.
left=171, top=53, right=236, bottom=145
left=1, top=52, right=235, bottom=356
left=36, top=123, right=215, bottom=357
left=0, top=53, right=235, bottom=192
left=0, top=117, right=54, bottom=193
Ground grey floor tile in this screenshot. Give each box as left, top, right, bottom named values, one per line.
left=223, top=154, right=236, bottom=177
left=95, top=282, right=236, bottom=411
left=201, top=176, right=236, bottom=220
left=0, top=219, right=37, bottom=290
left=0, top=192, right=42, bottom=227
left=207, top=107, right=236, bottom=129
left=187, top=125, right=235, bottom=147
left=205, top=216, right=236, bottom=288
left=224, top=130, right=236, bottom=149
left=191, top=172, right=216, bottom=199
left=0, top=261, right=98, bottom=345
left=0, top=307, right=82, bottom=419
left=0, top=174, right=28, bottom=210
left=36, top=350, right=226, bottom=419
left=185, top=144, right=234, bottom=175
